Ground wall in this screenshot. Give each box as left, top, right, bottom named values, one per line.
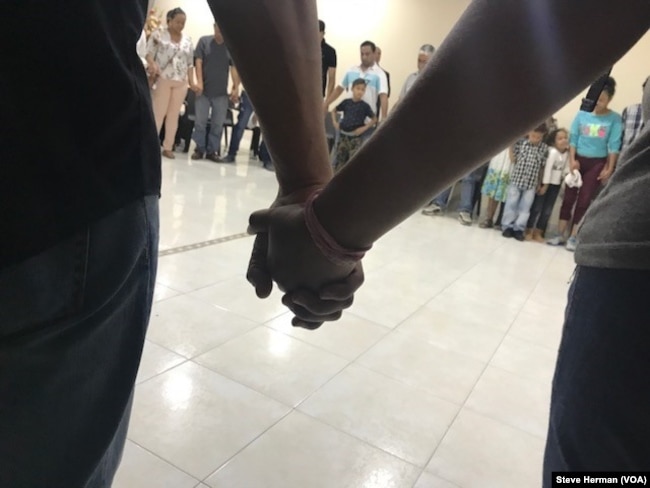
left=152, top=0, right=650, bottom=127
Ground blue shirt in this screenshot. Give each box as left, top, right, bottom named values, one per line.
left=569, top=110, right=623, bottom=158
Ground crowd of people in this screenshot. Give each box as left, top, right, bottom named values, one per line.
left=139, top=8, right=439, bottom=173
left=424, top=75, right=650, bottom=251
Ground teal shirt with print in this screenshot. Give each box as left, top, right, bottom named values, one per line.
left=569, top=110, right=623, bottom=158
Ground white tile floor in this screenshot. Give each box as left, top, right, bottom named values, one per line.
left=113, top=147, right=575, bottom=488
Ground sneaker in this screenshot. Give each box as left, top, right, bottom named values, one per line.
left=191, top=149, right=204, bottom=160
left=479, top=219, right=494, bottom=229
left=502, top=227, right=514, bottom=238
left=421, top=203, right=442, bottom=216
left=547, top=236, right=566, bottom=246
left=206, top=152, right=223, bottom=163
left=566, top=236, right=578, bottom=252
left=222, top=154, right=236, bottom=163
left=458, top=211, right=472, bottom=226
left=513, top=230, right=525, bottom=241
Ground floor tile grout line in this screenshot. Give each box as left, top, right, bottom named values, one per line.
left=124, top=438, right=202, bottom=485
left=416, top=241, right=557, bottom=471
left=158, top=232, right=251, bottom=257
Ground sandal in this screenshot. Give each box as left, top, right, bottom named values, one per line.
left=479, top=219, right=494, bottom=229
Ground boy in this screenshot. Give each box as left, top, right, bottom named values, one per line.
left=502, top=124, right=549, bottom=241
left=332, top=78, right=377, bottom=172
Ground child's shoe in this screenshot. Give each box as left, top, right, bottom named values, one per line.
left=566, top=236, right=578, bottom=252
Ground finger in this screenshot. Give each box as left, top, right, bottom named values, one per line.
left=319, top=263, right=365, bottom=300
left=291, top=317, right=324, bottom=330
left=248, top=209, right=272, bottom=235
left=287, top=290, right=354, bottom=315
left=246, top=233, right=273, bottom=299
left=282, top=295, right=344, bottom=322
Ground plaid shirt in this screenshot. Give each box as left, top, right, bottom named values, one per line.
left=510, top=139, right=548, bottom=190
left=621, top=103, right=644, bottom=151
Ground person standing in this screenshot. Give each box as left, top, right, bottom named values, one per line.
left=620, top=77, right=648, bottom=155
left=549, top=77, right=622, bottom=251
left=319, top=20, right=337, bottom=100
left=192, top=22, right=240, bottom=162
left=374, top=46, right=391, bottom=119
left=146, top=7, right=195, bottom=159
left=324, top=41, right=389, bottom=124
left=399, top=44, right=435, bottom=99
left=320, top=20, right=338, bottom=153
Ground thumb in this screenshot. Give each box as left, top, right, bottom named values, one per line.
left=248, top=208, right=273, bottom=235
left=246, top=233, right=273, bottom=299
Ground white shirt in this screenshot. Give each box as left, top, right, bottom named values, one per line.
left=543, top=148, right=570, bottom=185
left=339, top=63, right=388, bottom=114
left=146, top=28, right=194, bottom=82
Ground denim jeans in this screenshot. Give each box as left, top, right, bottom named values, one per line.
left=433, top=166, right=485, bottom=213
left=502, top=185, right=536, bottom=231
left=0, top=196, right=159, bottom=487
left=193, top=94, right=229, bottom=154
left=227, top=91, right=254, bottom=157
left=543, top=266, right=650, bottom=486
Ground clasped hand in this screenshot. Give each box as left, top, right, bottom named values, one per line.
left=246, top=202, right=364, bottom=330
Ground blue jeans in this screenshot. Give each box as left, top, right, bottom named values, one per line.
left=433, top=166, right=485, bottom=213
left=502, top=185, right=536, bottom=231
left=193, top=94, right=229, bottom=154
left=227, top=91, right=254, bottom=157
left=0, top=196, right=159, bottom=487
left=543, top=266, right=650, bottom=486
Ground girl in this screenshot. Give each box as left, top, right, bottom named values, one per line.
left=146, top=8, right=195, bottom=159
left=548, top=77, right=623, bottom=250
left=526, top=129, right=570, bottom=242
left=479, top=147, right=512, bottom=228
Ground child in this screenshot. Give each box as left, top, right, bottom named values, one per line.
left=332, top=78, right=377, bottom=172
left=479, top=147, right=512, bottom=229
left=501, top=124, right=549, bottom=241
left=526, top=128, right=570, bottom=241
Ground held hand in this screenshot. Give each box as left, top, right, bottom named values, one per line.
left=537, top=184, right=548, bottom=196
left=147, top=62, right=161, bottom=76
left=246, top=204, right=364, bottom=329
left=570, top=159, right=581, bottom=172
left=230, top=90, right=240, bottom=105
left=323, top=102, right=330, bottom=115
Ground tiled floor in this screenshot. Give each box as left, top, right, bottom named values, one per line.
left=113, top=147, right=574, bottom=488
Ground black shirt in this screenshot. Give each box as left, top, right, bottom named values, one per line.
left=321, top=40, right=337, bottom=97
left=336, top=99, right=375, bottom=133
left=1, top=0, right=161, bottom=268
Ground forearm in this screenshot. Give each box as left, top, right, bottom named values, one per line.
left=194, top=61, right=203, bottom=85
left=206, top=0, right=331, bottom=199
left=187, top=67, right=194, bottom=86
left=231, top=66, right=241, bottom=93
left=326, top=69, right=336, bottom=100
left=324, top=86, right=344, bottom=109
left=607, top=152, right=619, bottom=170
left=145, top=54, right=155, bottom=67
left=315, top=0, right=649, bottom=249
left=570, top=146, right=577, bottom=162
left=379, top=94, right=388, bottom=121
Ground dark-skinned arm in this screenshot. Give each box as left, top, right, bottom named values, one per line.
left=206, top=0, right=332, bottom=203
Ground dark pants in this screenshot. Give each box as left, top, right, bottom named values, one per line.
left=227, top=91, right=254, bottom=157
left=0, top=196, right=159, bottom=487
left=543, top=266, right=650, bottom=486
left=527, top=183, right=561, bottom=232
left=560, top=155, right=607, bottom=225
